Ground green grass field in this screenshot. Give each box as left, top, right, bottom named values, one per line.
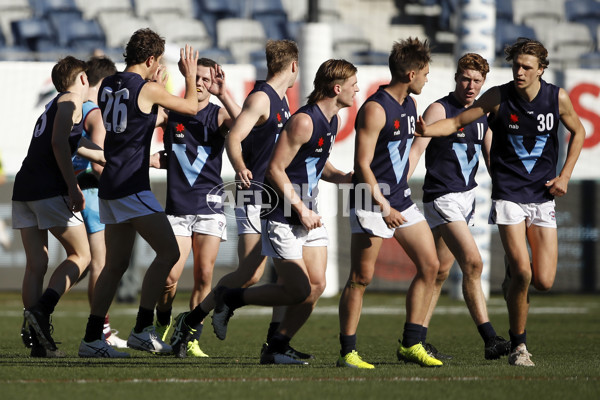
left=0, top=291, right=598, bottom=400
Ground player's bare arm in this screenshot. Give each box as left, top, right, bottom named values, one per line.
left=140, top=45, right=199, bottom=116
left=266, top=113, right=321, bottom=230
left=225, top=91, right=271, bottom=188
left=76, top=137, right=105, bottom=167
left=52, top=94, right=84, bottom=212
left=83, top=107, right=106, bottom=176
left=209, top=65, right=241, bottom=131
left=322, top=161, right=352, bottom=184
left=355, top=101, right=405, bottom=227
left=407, top=101, right=445, bottom=179
left=482, top=127, right=492, bottom=174
left=416, top=87, right=501, bottom=137
left=546, top=87, right=586, bottom=197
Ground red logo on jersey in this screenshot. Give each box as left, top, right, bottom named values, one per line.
left=277, top=113, right=282, bottom=122
left=459, top=127, right=465, bottom=132
left=394, top=119, right=400, bottom=129
left=176, top=123, right=185, bottom=132
left=318, top=137, right=324, bottom=147
left=510, top=114, right=519, bottom=123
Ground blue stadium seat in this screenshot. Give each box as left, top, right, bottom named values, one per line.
left=30, top=0, right=79, bottom=18
left=11, top=18, right=57, bottom=51
left=196, top=0, right=239, bottom=43
left=250, top=0, right=292, bottom=40
left=496, top=0, right=514, bottom=23
left=495, top=22, right=536, bottom=57
left=565, top=0, right=600, bottom=43
left=55, top=19, right=105, bottom=51
left=196, top=46, right=234, bottom=65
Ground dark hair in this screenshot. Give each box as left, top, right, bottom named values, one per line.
left=265, top=39, right=298, bottom=76
left=307, top=59, right=357, bottom=104
left=124, top=28, right=165, bottom=66
left=86, top=56, right=117, bottom=86
left=198, top=58, right=217, bottom=68
left=456, top=53, right=490, bottom=79
left=505, top=37, right=549, bottom=69
left=389, top=37, right=431, bottom=79
left=51, top=56, right=87, bottom=92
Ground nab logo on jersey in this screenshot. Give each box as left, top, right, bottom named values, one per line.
left=276, top=112, right=283, bottom=128
left=315, top=137, right=324, bottom=153
left=457, top=127, right=465, bottom=138
left=175, top=123, right=185, bottom=139
left=393, top=119, right=401, bottom=136
left=509, top=114, right=519, bottom=130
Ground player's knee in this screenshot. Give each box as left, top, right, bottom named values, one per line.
left=164, top=273, right=178, bottom=287
left=462, top=257, right=483, bottom=280
left=158, top=245, right=180, bottom=267
left=513, top=269, right=532, bottom=289
left=244, top=270, right=262, bottom=286
left=347, top=279, right=370, bottom=290
left=422, top=258, right=440, bottom=281
left=289, top=281, right=311, bottom=303
left=532, top=276, right=553, bottom=292
left=310, top=279, right=327, bottom=299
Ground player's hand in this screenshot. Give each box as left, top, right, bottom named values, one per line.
left=414, top=115, right=427, bottom=137
left=341, top=170, right=354, bottom=184
left=383, top=207, right=407, bottom=229
left=150, top=151, right=166, bottom=169
left=68, top=185, right=85, bottom=213
left=300, top=208, right=322, bottom=231
left=151, top=65, right=169, bottom=87
left=207, top=64, right=226, bottom=96
left=236, top=168, right=253, bottom=189
left=546, top=176, right=568, bottom=197
left=178, top=44, right=198, bottom=79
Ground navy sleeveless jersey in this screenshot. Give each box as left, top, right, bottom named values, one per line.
left=164, top=103, right=225, bottom=215
left=238, top=81, right=290, bottom=206
left=422, top=93, right=488, bottom=202
left=98, top=72, right=158, bottom=200
left=350, top=87, right=416, bottom=213
left=488, top=80, right=560, bottom=203
left=13, top=92, right=84, bottom=201
left=263, top=103, right=338, bottom=225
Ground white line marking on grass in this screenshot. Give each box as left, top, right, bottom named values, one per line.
left=3, top=376, right=598, bottom=384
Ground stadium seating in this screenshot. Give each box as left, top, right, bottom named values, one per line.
left=54, top=19, right=105, bottom=52
left=74, top=0, right=134, bottom=20
left=0, top=0, right=598, bottom=66
left=565, top=0, right=600, bottom=43
left=29, top=0, right=80, bottom=18
left=196, top=0, right=240, bottom=44
left=331, top=22, right=372, bottom=60
left=550, top=22, right=595, bottom=64
left=0, top=0, right=32, bottom=46
left=134, top=0, right=195, bottom=19
left=512, top=0, right=565, bottom=26
left=98, top=12, right=150, bottom=51
left=495, top=22, right=537, bottom=58
left=11, top=17, right=57, bottom=52
left=216, top=18, right=267, bottom=64
left=250, top=0, right=291, bottom=40
left=150, top=15, right=213, bottom=51
left=496, top=0, right=513, bottom=24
